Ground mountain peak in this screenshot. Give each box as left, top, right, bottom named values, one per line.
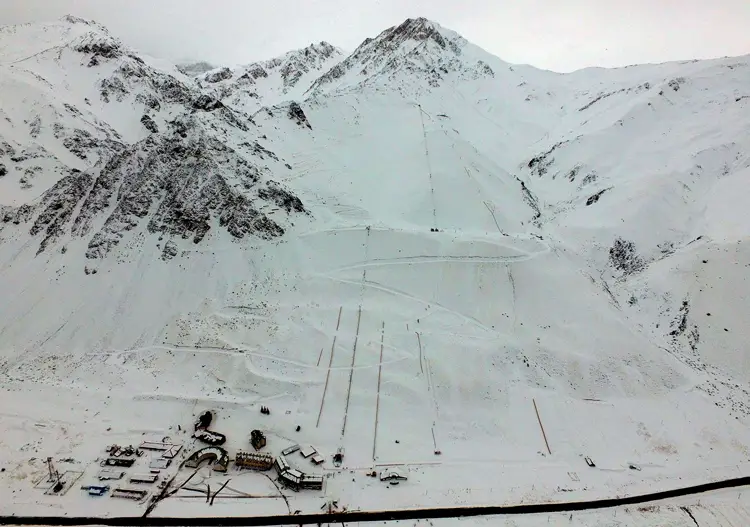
left=60, top=14, right=108, bottom=31
left=267, top=41, right=343, bottom=69
left=391, top=17, right=437, bottom=37
left=377, top=16, right=453, bottom=52
left=306, top=16, right=489, bottom=96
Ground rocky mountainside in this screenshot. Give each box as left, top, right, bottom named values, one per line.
left=0, top=15, right=308, bottom=265
left=306, top=17, right=502, bottom=96
left=192, top=41, right=345, bottom=115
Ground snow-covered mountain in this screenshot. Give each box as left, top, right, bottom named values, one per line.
left=0, top=15, right=307, bottom=263
left=192, top=41, right=345, bottom=115
left=1, top=14, right=750, bottom=520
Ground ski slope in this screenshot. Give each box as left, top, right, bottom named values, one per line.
left=0, top=15, right=749, bottom=523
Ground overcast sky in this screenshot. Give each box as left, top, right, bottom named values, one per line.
left=1, top=0, right=748, bottom=72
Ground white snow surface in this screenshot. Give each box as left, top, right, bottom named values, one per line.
left=0, top=14, right=749, bottom=523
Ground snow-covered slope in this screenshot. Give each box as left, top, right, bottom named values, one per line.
left=192, top=41, right=345, bottom=115
left=1, top=14, right=749, bottom=520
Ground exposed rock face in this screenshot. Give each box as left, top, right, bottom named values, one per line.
left=192, top=94, right=225, bottom=112
left=72, top=32, right=123, bottom=59
left=288, top=102, right=311, bottom=129
left=135, top=93, right=161, bottom=111
left=140, top=114, right=159, bottom=133
left=203, top=67, right=233, bottom=83
left=202, top=41, right=344, bottom=117
left=62, top=128, right=124, bottom=160
left=274, top=41, right=341, bottom=91
left=0, top=17, right=309, bottom=265
left=4, top=120, right=301, bottom=260
left=248, top=65, right=269, bottom=79
left=609, top=238, right=645, bottom=276
left=161, top=240, right=178, bottom=260
left=100, top=59, right=196, bottom=106
left=29, top=172, right=94, bottom=254
left=0, top=142, right=15, bottom=157
left=80, top=132, right=279, bottom=257
left=258, top=182, right=305, bottom=213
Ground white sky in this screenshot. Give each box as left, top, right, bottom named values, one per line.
left=1, top=0, right=749, bottom=72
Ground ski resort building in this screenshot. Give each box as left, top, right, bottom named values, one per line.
left=184, top=447, right=229, bottom=472
left=273, top=454, right=323, bottom=490
left=235, top=451, right=274, bottom=471
left=274, top=454, right=291, bottom=475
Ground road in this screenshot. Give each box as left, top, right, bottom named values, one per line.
left=1, top=475, right=748, bottom=526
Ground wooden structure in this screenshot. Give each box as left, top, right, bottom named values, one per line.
left=250, top=429, right=267, bottom=450
left=235, top=451, right=274, bottom=471
left=273, top=454, right=323, bottom=491
left=183, top=447, right=229, bottom=472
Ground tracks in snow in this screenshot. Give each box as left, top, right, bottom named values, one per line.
left=340, top=226, right=370, bottom=437
left=318, top=249, right=547, bottom=276
left=421, top=333, right=441, bottom=453
left=316, top=306, right=342, bottom=428
left=372, top=321, right=385, bottom=461
left=418, top=104, right=438, bottom=230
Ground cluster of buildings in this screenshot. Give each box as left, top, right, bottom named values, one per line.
left=273, top=454, right=323, bottom=491
left=181, top=411, right=325, bottom=492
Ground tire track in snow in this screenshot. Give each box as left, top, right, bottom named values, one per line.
left=320, top=252, right=544, bottom=274
left=322, top=275, right=500, bottom=335
left=416, top=332, right=424, bottom=374
left=341, top=226, right=370, bottom=437
left=372, top=321, right=385, bottom=461
left=296, top=225, right=548, bottom=251
left=422, top=340, right=440, bottom=453
left=340, top=304, right=361, bottom=437
left=316, top=306, right=342, bottom=428
left=483, top=200, right=504, bottom=234
left=112, top=344, right=325, bottom=371
left=508, top=266, right=518, bottom=329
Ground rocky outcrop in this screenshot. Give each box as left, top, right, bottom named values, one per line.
left=73, top=33, right=122, bottom=59
left=100, top=59, right=195, bottom=106
left=274, top=42, right=341, bottom=90
left=0, top=17, right=312, bottom=263
left=192, top=94, right=225, bottom=111
left=161, top=240, right=178, bottom=261
left=586, top=187, right=611, bottom=206
left=62, top=128, right=124, bottom=160
left=248, top=65, right=268, bottom=79
left=258, top=182, right=305, bottom=213
left=288, top=102, right=311, bottom=129
left=203, top=67, right=233, bottom=83
left=80, top=132, right=275, bottom=257
left=29, top=172, right=94, bottom=254
left=609, top=238, right=645, bottom=275
left=140, top=114, right=159, bottom=133
left=6, top=122, right=300, bottom=259
left=135, top=93, right=161, bottom=111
